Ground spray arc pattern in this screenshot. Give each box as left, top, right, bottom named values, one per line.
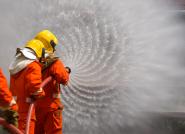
left=34, top=2, right=127, bottom=133
left=1, top=0, right=185, bottom=133
left=56, top=4, right=125, bottom=122
left=32, top=1, right=185, bottom=133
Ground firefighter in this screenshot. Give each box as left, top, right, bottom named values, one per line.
left=0, top=68, right=18, bottom=126
left=34, top=30, right=70, bottom=134
left=9, top=39, right=46, bottom=134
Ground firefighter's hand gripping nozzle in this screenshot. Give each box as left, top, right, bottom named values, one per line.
left=65, top=67, right=71, bottom=74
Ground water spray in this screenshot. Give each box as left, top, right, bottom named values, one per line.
left=0, top=0, right=185, bottom=133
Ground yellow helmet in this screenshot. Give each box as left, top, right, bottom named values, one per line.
left=25, top=39, right=45, bottom=58
left=35, top=30, right=58, bottom=53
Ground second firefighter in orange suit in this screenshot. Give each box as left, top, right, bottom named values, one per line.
left=9, top=39, right=46, bottom=134
left=34, top=30, right=70, bottom=134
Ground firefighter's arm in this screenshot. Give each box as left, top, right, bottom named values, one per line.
left=25, top=62, right=45, bottom=100
left=50, top=60, right=70, bottom=85
left=0, top=69, right=18, bottom=126
left=0, top=69, right=13, bottom=106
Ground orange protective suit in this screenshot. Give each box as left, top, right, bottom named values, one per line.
left=35, top=59, right=69, bottom=134
left=10, top=61, right=45, bottom=134
left=0, top=68, right=17, bottom=110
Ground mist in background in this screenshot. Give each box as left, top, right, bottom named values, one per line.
left=0, top=0, right=185, bottom=133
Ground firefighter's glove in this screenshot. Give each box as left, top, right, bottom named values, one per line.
left=30, top=89, right=45, bottom=101
left=29, top=95, right=36, bottom=102
left=1, top=109, right=18, bottom=127
left=65, top=67, right=71, bottom=74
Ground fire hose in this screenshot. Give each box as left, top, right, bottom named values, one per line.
left=0, top=76, right=52, bottom=134
left=25, top=76, right=52, bottom=134
left=0, top=117, right=23, bottom=134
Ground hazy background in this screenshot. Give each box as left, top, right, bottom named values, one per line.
left=0, top=0, right=185, bottom=133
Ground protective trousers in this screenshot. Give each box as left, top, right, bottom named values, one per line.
left=35, top=107, right=62, bottom=134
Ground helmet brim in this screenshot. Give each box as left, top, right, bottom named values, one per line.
left=20, top=48, right=37, bottom=60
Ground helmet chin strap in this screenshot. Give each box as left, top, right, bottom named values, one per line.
left=39, top=48, right=46, bottom=63
left=50, top=40, right=56, bottom=52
